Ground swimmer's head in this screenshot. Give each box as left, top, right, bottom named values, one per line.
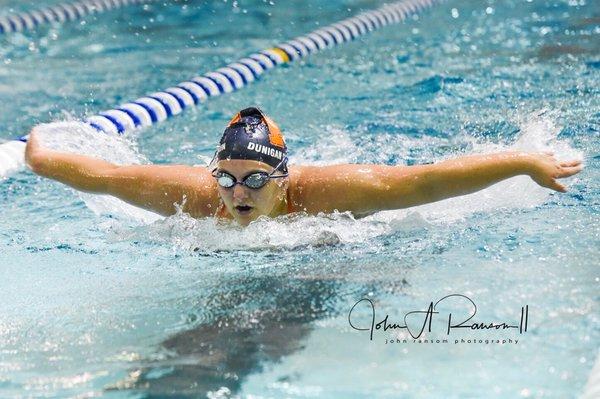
left=213, top=107, right=288, bottom=171
left=210, top=107, right=289, bottom=225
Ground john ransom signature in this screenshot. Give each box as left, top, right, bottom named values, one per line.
left=348, top=294, right=529, bottom=340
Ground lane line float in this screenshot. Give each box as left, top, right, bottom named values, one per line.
left=0, top=0, right=157, bottom=35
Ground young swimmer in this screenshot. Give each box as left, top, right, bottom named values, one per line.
left=25, top=107, right=583, bottom=226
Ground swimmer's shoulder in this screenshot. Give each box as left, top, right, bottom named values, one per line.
left=288, top=164, right=345, bottom=186
left=169, top=165, right=221, bottom=218
left=287, top=165, right=328, bottom=213
left=287, top=164, right=377, bottom=215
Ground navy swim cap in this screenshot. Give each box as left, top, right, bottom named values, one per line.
left=213, top=107, right=288, bottom=171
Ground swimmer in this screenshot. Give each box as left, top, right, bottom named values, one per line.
left=25, top=107, right=583, bottom=226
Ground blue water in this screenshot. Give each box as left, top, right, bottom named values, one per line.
left=1, top=0, right=599, bottom=397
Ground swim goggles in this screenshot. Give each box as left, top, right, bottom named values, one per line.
left=212, top=157, right=288, bottom=189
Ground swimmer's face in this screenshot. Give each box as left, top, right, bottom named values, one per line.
left=215, top=159, right=288, bottom=226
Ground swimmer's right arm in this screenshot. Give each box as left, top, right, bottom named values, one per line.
left=25, top=130, right=219, bottom=217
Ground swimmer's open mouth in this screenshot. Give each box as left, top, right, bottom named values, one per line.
left=235, top=205, right=253, bottom=214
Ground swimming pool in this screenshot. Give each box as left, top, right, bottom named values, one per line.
left=1, top=0, right=598, bottom=397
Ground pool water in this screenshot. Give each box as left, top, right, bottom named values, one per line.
left=1, top=0, right=599, bottom=397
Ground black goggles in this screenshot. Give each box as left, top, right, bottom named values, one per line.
left=212, top=157, right=288, bottom=189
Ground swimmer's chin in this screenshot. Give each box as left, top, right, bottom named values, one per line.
left=232, top=208, right=257, bottom=226
left=234, top=217, right=252, bottom=227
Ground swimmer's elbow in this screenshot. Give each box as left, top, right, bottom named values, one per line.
left=25, top=146, right=53, bottom=176
left=26, top=154, right=46, bottom=176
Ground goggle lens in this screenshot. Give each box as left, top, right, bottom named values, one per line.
left=244, top=173, right=269, bottom=189
left=216, top=174, right=236, bottom=188
left=215, top=172, right=270, bottom=189
left=212, top=157, right=288, bottom=190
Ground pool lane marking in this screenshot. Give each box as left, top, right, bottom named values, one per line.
left=0, top=0, right=157, bottom=36
left=0, top=0, right=445, bottom=177
left=270, top=47, right=291, bottom=63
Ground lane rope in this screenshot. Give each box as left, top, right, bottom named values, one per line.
left=0, top=0, right=444, bottom=177
left=0, top=0, right=156, bottom=35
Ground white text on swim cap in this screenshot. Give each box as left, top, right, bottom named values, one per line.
left=247, top=142, right=283, bottom=160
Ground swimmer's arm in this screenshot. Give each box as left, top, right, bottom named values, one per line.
left=25, top=130, right=218, bottom=217
left=388, top=152, right=583, bottom=205
left=296, top=152, right=583, bottom=215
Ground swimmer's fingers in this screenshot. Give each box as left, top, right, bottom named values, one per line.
left=557, top=164, right=583, bottom=178
left=548, top=179, right=567, bottom=193
left=531, top=174, right=567, bottom=192
left=529, top=153, right=583, bottom=193
left=559, top=159, right=582, bottom=168
left=546, top=163, right=583, bottom=192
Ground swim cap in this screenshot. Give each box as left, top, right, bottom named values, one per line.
left=213, top=107, right=288, bottom=171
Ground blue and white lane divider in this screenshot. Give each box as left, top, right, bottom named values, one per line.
left=0, top=0, right=443, bottom=177
left=0, top=0, right=156, bottom=35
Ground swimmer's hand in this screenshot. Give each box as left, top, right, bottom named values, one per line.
left=527, top=152, right=583, bottom=192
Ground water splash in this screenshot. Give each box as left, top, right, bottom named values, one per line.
left=34, top=121, right=162, bottom=223
left=512, top=109, right=582, bottom=159
left=108, top=206, right=394, bottom=252
left=35, top=121, right=142, bottom=164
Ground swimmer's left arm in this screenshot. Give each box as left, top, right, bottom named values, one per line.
left=296, top=152, right=583, bottom=215
left=383, top=151, right=584, bottom=208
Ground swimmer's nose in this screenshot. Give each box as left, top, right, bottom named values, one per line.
left=232, top=184, right=249, bottom=201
